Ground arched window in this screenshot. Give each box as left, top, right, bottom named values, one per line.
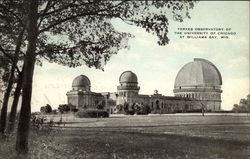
left=156, top=100, right=160, bottom=109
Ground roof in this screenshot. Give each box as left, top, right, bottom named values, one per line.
left=119, top=71, right=138, bottom=83
left=72, top=75, right=91, bottom=87
left=174, top=58, right=222, bottom=87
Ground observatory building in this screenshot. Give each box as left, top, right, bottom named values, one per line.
left=66, top=75, right=104, bottom=109
left=173, top=58, right=222, bottom=111
left=66, top=58, right=222, bottom=113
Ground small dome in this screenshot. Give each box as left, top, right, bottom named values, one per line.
left=175, top=58, right=222, bottom=87
left=72, top=75, right=91, bottom=87
left=119, top=71, right=138, bottom=83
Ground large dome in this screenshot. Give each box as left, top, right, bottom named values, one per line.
left=174, top=58, right=222, bottom=87
left=72, top=75, right=91, bottom=87
left=119, top=71, right=138, bottom=83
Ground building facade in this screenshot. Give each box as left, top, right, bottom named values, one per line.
left=67, top=58, right=222, bottom=113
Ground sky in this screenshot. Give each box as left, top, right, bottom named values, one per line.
left=15, top=1, right=249, bottom=112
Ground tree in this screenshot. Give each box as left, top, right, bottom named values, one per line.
left=58, top=104, right=70, bottom=113
left=0, top=0, right=27, bottom=134
left=0, top=30, right=24, bottom=134
left=232, top=104, right=239, bottom=113
left=135, top=104, right=151, bottom=115
left=6, top=69, right=24, bottom=134
left=232, top=94, right=250, bottom=113
left=0, top=54, right=24, bottom=134
left=1, top=0, right=197, bottom=154
left=40, top=104, right=52, bottom=114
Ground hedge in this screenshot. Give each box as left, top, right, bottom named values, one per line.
left=76, top=109, right=109, bottom=118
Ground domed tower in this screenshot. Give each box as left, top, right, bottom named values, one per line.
left=67, top=75, right=93, bottom=109
left=117, top=71, right=140, bottom=106
left=173, top=58, right=222, bottom=111
left=72, top=75, right=91, bottom=91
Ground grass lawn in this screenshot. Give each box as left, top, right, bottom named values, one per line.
left=0, top=114, right=250, bottom=159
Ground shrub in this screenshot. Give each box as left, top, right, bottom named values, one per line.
left=76, top=109, right=109, bottom=118
left=58, top=104, right=78, bottom=113
left=40, top=104, right=52, bottom=114
left=135, top=105, right=151, bottom=115
left=30, top=114, right=55, bottom=135
left=125, top=110, right=135, bottom=115
left=58, top=104, right=70, bottom=113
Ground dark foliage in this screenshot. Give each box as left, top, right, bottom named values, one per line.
left=76, top=109, right=109, bottom=118
left=40, top=104, right=52, bottom=114
left=0, top=0, right=197, bottom=153
left=135, top=105, right=151, bottom=115
left=232, top=94, right=250, bottom=113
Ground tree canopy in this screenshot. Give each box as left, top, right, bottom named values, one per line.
left=232, top=94, right=250, bottom=113
left=1, top=0, right=196, bottom=69
left=0, top=0, right=197, bottom=154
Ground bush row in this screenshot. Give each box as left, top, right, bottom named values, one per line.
left=76, top=109, right=109, bottom=118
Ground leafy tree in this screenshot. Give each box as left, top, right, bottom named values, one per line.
left=232, top=94, right=250, bottom=113
left=46, top=104, right=52, bottom=113
left=0, top=52, right=24, bottom=134
left=40, top=104, right=52, bottom=114
left=58, top=104, right=71, bottom=113
left=135, top=104, right=151, bottom=115
left=0, top=0, right=27, bottom=134
left=1, top=0, right=197, bottom=154
left=232, top=104, right=239, bottom=112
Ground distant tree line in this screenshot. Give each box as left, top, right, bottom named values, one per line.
left=40, top=100, right=107, bottom=114
left=232, top=94, right=250, bottom=113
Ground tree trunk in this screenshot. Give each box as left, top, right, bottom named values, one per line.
left=0, top=29, right=24, bottom=135
left=7, top=68, right=24, bottom=134
left=15, top=0, right=38, bottom=154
